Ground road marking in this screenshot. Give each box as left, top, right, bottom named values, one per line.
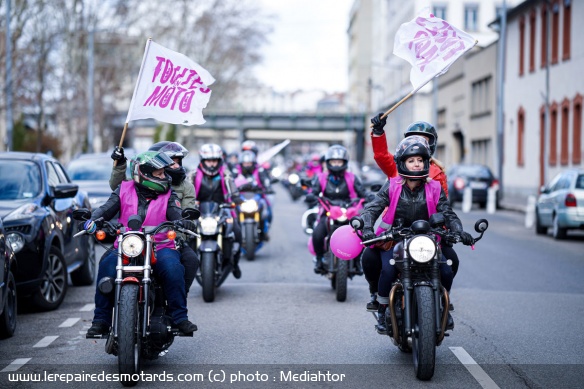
left=33, top=336, right=59, bottom=348
left=59, top=318, right=81, bottom=327
left=1, top=358, right=32, bottom=372
left=450, top=347, right=500, bottom=389
left=80, top=303, right=94, bottom=311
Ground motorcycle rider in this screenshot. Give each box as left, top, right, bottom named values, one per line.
left=308, top=145, right=368, bottom=273
left=236, top=150, right=274, bottom=241
left=110, top=142, right=199, bottom=295
left=359, top=136, right=474, bottom=334
left=364, top=115, right=459, bottom=312
left=193, top=143, right=243, bottom=279
left=86, top=151, right=198, bottom=336
left=241, top=140, right=259, bottom=156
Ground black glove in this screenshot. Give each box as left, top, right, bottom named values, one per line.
left=365, top=193, right=376, bottom=203
left=111, top=146, right=126, bottom=164
left=459, top=231, right=474, bottom=246
left=370, top=112, right=387, bottom=136
left=177, top=220, right=196, bottom=231
left=361, top=229, right=377, bottom=242
left=82, top=219, right=102, bottom=234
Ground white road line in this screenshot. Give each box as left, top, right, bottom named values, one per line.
left=79, top=303, right=94, bottom=311
left=450, top=347, right=501, bottom=389
left=0, top=358, right=32, bottom=372
left=59, top=318, right=81, bottom=327
left=33, top=336, right=59, bottom=348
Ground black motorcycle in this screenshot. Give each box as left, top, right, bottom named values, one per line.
left=73, top=207, right=200, bottom=387
left=353, top=213, right=488, bottom=381
left=193, top=201, right=239, bottom=303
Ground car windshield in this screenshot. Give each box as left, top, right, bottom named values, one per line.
left=454, top=166, right=492, bottom=178
left=0, top=161, right=42, bottom=200
left=68, top=158, right=112, bottom=181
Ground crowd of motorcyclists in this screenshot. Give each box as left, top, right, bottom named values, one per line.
left=81, top=115, right=477, bottom=343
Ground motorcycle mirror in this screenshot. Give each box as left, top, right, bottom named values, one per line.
left=72, top=208, right=91, bottom=221
left=182, top=208, right=201, bottom=221
left=429, top=213, right=445, bottom=227
left=350, top=216, right=364, bottom=230
left=474, top=219, right=489, bottom=233
left=127, top=215, right=144, bottom=231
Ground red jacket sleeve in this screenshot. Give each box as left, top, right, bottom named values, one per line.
left=371, top=133, right=398, bottom=178
left=430, top=163, right=448, bottom=197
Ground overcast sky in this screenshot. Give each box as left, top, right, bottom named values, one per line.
left=255, top=0, right=353, bottom=94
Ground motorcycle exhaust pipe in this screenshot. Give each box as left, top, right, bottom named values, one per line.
left=388, top=283, right=403, bottom=346
left=98, top=277, right=115, bottom=294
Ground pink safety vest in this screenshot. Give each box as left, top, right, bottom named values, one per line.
left=193, top=166, right=229, bottom=200
left=117, top=181, right=174, bottom=250
left=375, top=177, right=441, bottom=235
left=317, top=172, right=358, bottom=199
left=236, top=165, right=264, bottom=190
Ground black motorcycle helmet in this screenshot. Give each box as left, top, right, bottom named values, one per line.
left=148, top=141, right=189, bottom=185
left=324, top=145, right=349, bottom=175
left=404, top=121, right=437, bottom=156
left=394, top=136, right=431, bottom=179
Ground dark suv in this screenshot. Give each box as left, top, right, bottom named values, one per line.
left=0, top=152, right=94, bottom=311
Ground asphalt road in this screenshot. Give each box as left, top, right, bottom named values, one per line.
left=1, top=186, right=583, bottom=388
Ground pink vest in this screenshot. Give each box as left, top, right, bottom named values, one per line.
left=194, top=166, right=229, bottom=200
left=375, top=177, right=441, bottom=235
left=317, top=172, right=358, bottom=199
left=117, top=181, right=174, bottom=250
left=236, top=165, right=264, bottom=189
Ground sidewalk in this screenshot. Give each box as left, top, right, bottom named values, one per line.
left=499, top=192, right=534, bottom=214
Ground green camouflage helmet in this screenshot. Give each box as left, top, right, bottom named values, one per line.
left=129, top=151, right=173, bottom=193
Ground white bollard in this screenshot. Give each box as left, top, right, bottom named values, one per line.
left=524, top=195, right=536, bottom=228
left=462, top=187, right=472, bottom=213
left=487, top=186, right=498, bottom=214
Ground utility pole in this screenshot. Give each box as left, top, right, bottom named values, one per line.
left=87, top=28, right=95, bottom=153
left=543, top=0, right=551, bottom=187
left=496, top=0, right=507, bottom=196
left=5, top=0, right=13, bottom=151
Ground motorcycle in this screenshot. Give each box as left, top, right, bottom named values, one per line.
left=193, top=201, right=239, bottom=303
left=235, top=180, right=272, bottom=261
left=306, top=193, right=365, bottom=302
left=73, top=207, right=200, bottom=387
left=352, top=212, right=488, bottom=381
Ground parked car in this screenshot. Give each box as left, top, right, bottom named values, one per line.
left=446, top=164, right=500, bottom=209
left=0, top=152, right=94, bottom=311
left=535, top=169, right=584, bottom=239
left=0, top=218, right=17, bottom=338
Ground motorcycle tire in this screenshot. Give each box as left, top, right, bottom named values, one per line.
left=117, top=283, right=140, bottom=387
left=412, top=286, right=436, bottom=381
left=335, top=258, right=348, bottom=302
left=244, top=223, right=257, bottom=261
left=201, top=252, right=216, bottom=303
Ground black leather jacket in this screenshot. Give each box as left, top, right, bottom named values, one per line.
left=310, top=172, right=367, bottom=203
left=361, top=179, right=463, bottom=233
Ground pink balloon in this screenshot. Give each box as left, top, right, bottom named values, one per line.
left=330, top=225, right=363, bottom=260
left=307, top=237, right=316, bottom=256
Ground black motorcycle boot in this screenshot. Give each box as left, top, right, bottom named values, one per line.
left=375, top=305, right=388, bottom=335
left=87, top=321, right=109, bottom=337
left=313, top=256, right=324, bottom=274
left=366, top=293, right=379, bottom=312
left=177, top=320, right=198, bottom=334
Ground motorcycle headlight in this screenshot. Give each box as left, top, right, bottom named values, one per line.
left=121, top=234, right=144, bottom=258
left=288, top=173, right=299, bottom=185
left=407, top=236, right=436, bottom=263
left=6, top=232, right=25, bottom=253
left=200, top=217, right=219, bottom=235
left=241, top=200, right=259, bottom=213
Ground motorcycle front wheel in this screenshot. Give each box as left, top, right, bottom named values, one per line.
left=201, top=252, right=216, bottom=303
left=335, top=258, right=348, bottom=302
left=412, top=285, right=436, bottom=381
left=117, top=283, right=140, bottom=387
left=244, top=223, right=257, bottom=261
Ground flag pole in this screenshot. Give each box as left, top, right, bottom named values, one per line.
left=115, top=37, right=153, bottom=166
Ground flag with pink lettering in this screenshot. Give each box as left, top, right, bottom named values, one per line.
left=393, top=9, right=477, bottom=93
left=125, top=40, right=215, bottom=126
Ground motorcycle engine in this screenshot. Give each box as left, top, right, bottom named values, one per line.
left=149, top=314, right=174, bottom=350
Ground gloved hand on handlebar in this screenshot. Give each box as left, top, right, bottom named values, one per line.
left=110, top=146, right=126, bottom=164
left=177, top=220, right=196, bottom=231
left=361, top=229, right=377, bottom=242
left=459, top=231, right=474, bottom=246
left=83, top=219, right=102, bottom=234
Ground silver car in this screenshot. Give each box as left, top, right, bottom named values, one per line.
left=535, top=169, right=584, bottom=239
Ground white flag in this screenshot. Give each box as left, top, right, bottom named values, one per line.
left=393, top=9, right=477, bottom=93
left=125, top=40, right=215, bottom=126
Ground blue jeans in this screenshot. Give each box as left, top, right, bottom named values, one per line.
left=93, top=248, right=188, bottom=326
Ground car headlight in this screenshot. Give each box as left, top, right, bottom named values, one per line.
left=3, top=204, right=40, bottom=221
left=407, top=236, right=436, bottom=263
left=121, top=234, right=144, bottom=258
left=271, top=167, right=282, bottom=178
left=200, top=217, right=219, bottom=235
left=6, top=232, right=25, bottom=253
left=288, top=173, right=300, bottom=185
left=241, top=200, right=259, bottom=213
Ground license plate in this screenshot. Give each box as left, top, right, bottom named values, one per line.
left=469, top=181, right=487, bottom=189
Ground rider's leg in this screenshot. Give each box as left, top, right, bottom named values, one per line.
left=361, top=247, right=382, bottom=311
left=179, top=243, right=199, bottom=295
left=231, top=221, right=243, bottom=278
left=88, top=251, right=117, bottom=335
left=311, top=216, right=327, bottom=272
left=375, top=248, right=398, bottom=334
